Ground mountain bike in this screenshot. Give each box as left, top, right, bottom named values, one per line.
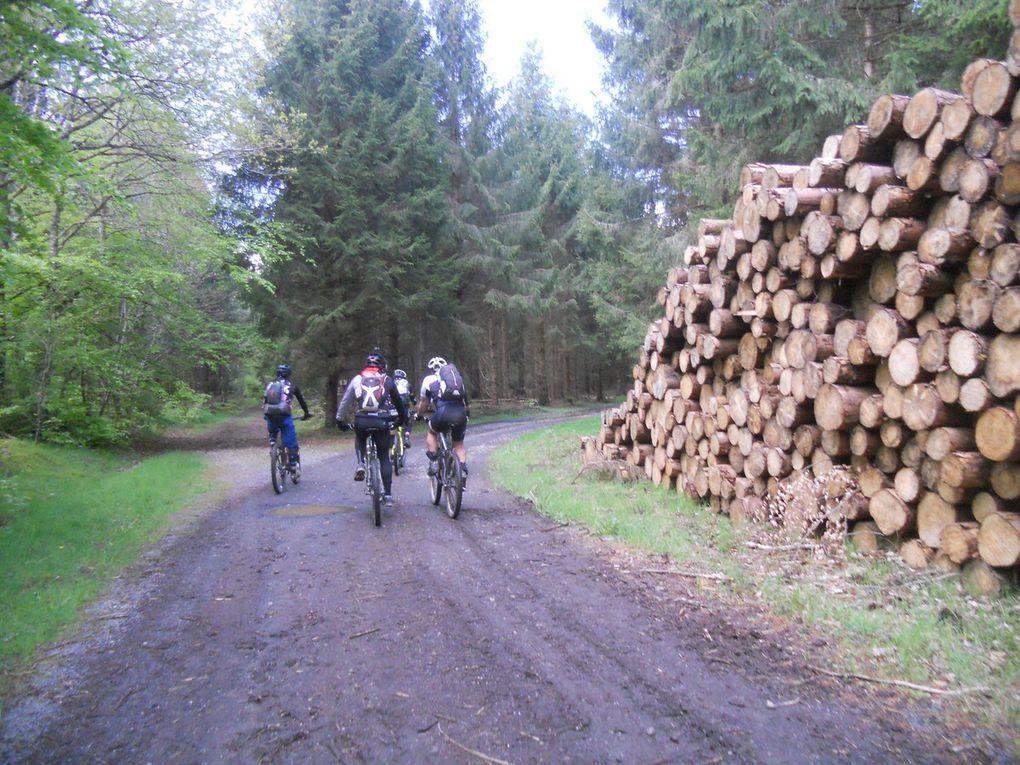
left=429, top=427, right=463, bottom=519
left=270, top=436, right=299, bottom=494
left=390, top=422, right=407, bottom=475
left=364, top=432, right=385, bottom=526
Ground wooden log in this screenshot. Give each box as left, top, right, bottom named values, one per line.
left=959, top=157, right=999, bottom=203
left=991, top=461, right=1020, bottom=500
left=870, top=184, right=929, bottom=219
left=941, top=522, right=981, bottom=563
left=957, top=279, right=1000, bottom=331
left=814, top=384, right=876, bottom=431
left=941, top=97, right=974, bottom=142
left=965, top=115, right=1004, bottom=159
left=959, top=378, right=993, bottom=413
left=866, top=308, right=912, bottom=358
left=870, top=487, right=915, bottom=535
left=917, top=492, right=959, bottom=547
left=973, top=62, right=1017, bottom=118
left=995, top=163, right=1020, bottom=205
left=986, top=334, right=1020, bottom=398
left=893, top=138, right=922, bottom=179
left=888, top=338, right=927, bottom=386
left=961, top=558, right=1006, bottom=597
left=900, top=539, right=935, bottom=569
left=978, top=512, right=1020, bottom=567
left=993, top=287, right=1020, bottom=333
left=878, top=217, right=926, bottom=252
left=925, top=427, right=976, bottom=461
left=941, top=451, right=991, bottom=489
left=976, top=406, right=1020, bottom=461
left=917, top=227, right=974, bottom=266
left=902, top=383, right=963, bottom=431
left=947, top=330, right=988, bottom=377
left=990, top=243, right=1020, bottom=287
left=904, top=88, right=961, bottom=139
left=938, top=147, right=970, bottom=193
left=851, top=163, right=896, bottom=195
left=868, top=93, right=911, bottom=140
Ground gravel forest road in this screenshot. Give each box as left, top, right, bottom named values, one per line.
left=1, top=416, right=958, bottom=764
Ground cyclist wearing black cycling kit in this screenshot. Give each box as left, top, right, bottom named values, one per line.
left=336, top=352, right=408, bottom=506
left=417, top=356, right=469, bottom=487
left=393, top=369, right=413, bottom=447
left=263, top=363, right=312, bottom=470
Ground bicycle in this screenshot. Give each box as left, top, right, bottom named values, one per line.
left=390, top=422, right=408, bottom=475
left=364, top=432, right=385, bottom=527
left=270, top=436, right=299, bottom=494
left=429, top=427, right=463, bottom=519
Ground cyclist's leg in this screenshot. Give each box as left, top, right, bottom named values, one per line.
left=353, top=424, right=368, bottom=480
left=280, top=415, right=299, bottom=464
left=450, top=409, right=468, bottom=482
left=373, top=428, right=394, bottom=496
left=425, top=411, right=443, bottom=474
left=265, top=415, right=280, bottom=441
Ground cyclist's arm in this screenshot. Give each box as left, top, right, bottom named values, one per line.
left=292, top=385, right=310, bottom=416
left=336, top=377, right=358, bottom=423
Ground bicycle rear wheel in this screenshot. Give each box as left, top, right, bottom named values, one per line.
left=271, top=443, right=284, bottom=494
left=371, top=458, right=383, bottom=526
left=392, top=437, right=402, bottom=476
left=444, top=455, right=463, bottom=519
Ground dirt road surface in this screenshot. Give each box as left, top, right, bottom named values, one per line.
left=1, top=417, right=965, bottom=763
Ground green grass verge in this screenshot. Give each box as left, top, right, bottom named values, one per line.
left=0, top=437, right=212, bottom=685
left=490, top=418, right=1020, bottom=745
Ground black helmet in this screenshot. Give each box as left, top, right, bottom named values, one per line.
left=276, top=364, right=292, bottom=378
left=365, top=352, right=386, bottom=370
left=394, top=369, right=407, bottom=379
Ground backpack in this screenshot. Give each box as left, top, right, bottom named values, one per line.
left=264, top=379, right=293, bottom=416
left=356, top=371, right=389, bottom=413
left=437, top=363, right=465, bottom=402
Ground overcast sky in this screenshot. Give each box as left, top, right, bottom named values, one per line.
left=461, top=0, right=612, bottom=115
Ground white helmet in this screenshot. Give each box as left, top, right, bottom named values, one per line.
left=427, top=356, right=447, bottom=372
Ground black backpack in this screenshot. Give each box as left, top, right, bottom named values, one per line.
left=437, top=363, right=465, bottom=402
left=264, top=379, right=293, bottom=416
left=357, top=371, right=389, bottom=413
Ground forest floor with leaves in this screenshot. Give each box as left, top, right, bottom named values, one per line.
left=0, top=413, right=1006, bottom=763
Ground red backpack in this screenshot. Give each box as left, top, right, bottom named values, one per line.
left=356, top=370, right=389, bottom=413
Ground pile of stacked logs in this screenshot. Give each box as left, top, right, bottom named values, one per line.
left=583, top=18, right=1020, bottom=593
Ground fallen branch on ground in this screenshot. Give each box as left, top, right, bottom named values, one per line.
left=437, top=722, right=512, bottom=765
left=808, top=665, right=990, bottom=696
left=638, top=568, right=729, bottom=581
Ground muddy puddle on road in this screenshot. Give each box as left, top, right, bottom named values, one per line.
left=271, top=504, right=357, bottom=517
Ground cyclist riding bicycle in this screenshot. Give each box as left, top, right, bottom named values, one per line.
left=393, top=369, right=413, bottom=448
left=417, top=356, right=470, bottom=488
left=336, top=351, right=408, bottom=506
left=262, top=363, right=312, bottom=472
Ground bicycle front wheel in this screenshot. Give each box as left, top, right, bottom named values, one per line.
left=429, top=458, right=442, bottom=505
left=271, top=443, right=284, bottom=494
left=444, top=455, right=463, bottom=519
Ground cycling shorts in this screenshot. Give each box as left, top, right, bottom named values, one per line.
left=429, top=402, right=467, bottom=442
